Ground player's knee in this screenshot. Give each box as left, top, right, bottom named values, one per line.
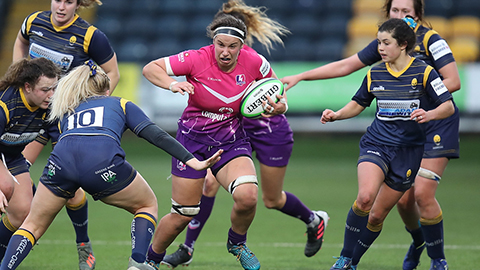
left=170, top=198, right=200, bottom=217
left=417, top=168, right=441, bottom=181
left=356, top=194, right=374, bottom=211
left=0, top=177, right=15, bottom=202
left=228, top=175, right=258, bottom=195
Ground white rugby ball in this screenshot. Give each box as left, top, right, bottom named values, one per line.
left=240, top=78, right=284, bottom=119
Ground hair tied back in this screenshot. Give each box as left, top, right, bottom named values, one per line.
left=402, top=16, right=417, bottom=30
left=85, top=60, right=97, bottom=77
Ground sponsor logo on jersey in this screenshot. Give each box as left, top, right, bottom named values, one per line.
left=372, top=85, right=385, bottom=91
left=178, top=52, right=186, bottom=62
left=431, top=77, right=447, bottom=96
left=377, top=100, right=420, bottom=121
left=32, top=30, right=43, bottom=36
left=208, top=77, right=221, bottom=82
left=429, top=39, right=451, bottom=61
left=236, top=74, right=246, bottom=86
left=202, top=111, right=227, bottom=121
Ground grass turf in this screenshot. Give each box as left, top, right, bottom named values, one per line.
left=21, top=133, right=480, bottom=269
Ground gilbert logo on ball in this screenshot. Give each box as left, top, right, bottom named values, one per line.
left=240, top=78, right=284, bottom=118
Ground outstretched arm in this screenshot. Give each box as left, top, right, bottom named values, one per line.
left=138, top=124, right=221, bottom=171
left=281, top=54, right=367, bottom=91
left=321, top=101, right=365, bottom=124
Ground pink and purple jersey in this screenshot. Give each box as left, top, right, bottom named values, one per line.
left=165, top=44, right=272, bottom=146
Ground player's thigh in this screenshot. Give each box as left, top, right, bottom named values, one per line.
left=171, top=174, right=205, bottom=205
left=203, top=169, right=221, bottom=197
left=101, top=172, right=157, bottom=216
left=259, top=163, right=286, bottom=200
left=6, top=173, right=34, bottom=224
left=215, top=156, right=256, bottom=189
left=22, top=182, right=68, bottom=238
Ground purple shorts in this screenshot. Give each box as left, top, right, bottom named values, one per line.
left=243, top=115, right=294, bottom=167
left=171, top=132, right=252, bottom=179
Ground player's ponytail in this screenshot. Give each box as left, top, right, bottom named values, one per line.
left=209, top=0, right=290, bottom=53
left=49, top=61, right=109, bottom=122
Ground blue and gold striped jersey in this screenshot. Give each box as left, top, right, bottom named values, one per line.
left=358, top=25, right=455, bottom=75
left=20, top=11, right=114, bottom=73
left=0, top=87, right=49, bottom=156
left=58, top=96, right=154, bottom=144
left=353, top=58, right=453, bottom=147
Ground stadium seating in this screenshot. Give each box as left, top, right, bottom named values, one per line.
left=450, top=15, right=480, bottom=40
left=424, top=16, right=451, bottom=40
left=347, top=15, right=380, bottom=40
left=87, top=0, right=480, bottom=63
left=449, top=37, right=480, bottom=63
left=352, top=0, right=384, bottom=17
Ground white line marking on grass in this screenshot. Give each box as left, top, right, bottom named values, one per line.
left=35, top=239, right=480, bottom=250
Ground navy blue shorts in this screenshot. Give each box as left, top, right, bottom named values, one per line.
left=423, top=108, right=460, bottom=159
left=171, top=131, right=252, bottom=179
left=40, top=136, right=137, bottom=200
left=2, top=153, right=29, bottom=176
left=358, top=136, right=424, bottom=192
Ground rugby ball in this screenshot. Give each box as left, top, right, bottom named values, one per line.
left=240, top=78, right=284, bottom=118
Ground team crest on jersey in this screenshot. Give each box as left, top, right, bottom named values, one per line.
left=411, top=78, right=418, bottom=90
left=69, top=36, right=77, bottom=46
left=236, top=74, right=246, bottom=86
left=177, top=160, right=187, bottom=171
left=219, top=107, right=233, bottom=114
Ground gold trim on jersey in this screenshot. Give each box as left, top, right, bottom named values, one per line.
left=51, top=14, right=80, bottom=32
left=422, top=30, right=438, bottom=57
left=26, top=11, right=42, bottom=33
left=423, top=65, right=434, bottom=88
left=386, top=57, right=415, bottom=78
left=84, top=26, right=97, bottom=54
left=0, top=100, right=9, bottom=124
left=20, top=87, right=39, bottom=112
left=367, top=69, right=372, bottom=92
left=120, top=98, right=130, bottom=114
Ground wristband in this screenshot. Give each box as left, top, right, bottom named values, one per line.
left=169, top=81, right=178, bottom=91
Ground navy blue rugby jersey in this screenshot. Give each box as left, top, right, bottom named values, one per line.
left=353, top=58, right=453, bottom=147
left=34, top=120, right=60, bottom=148
left=358, top=25, right=455, bottom=75
left=20, top=11, right=114, bottom=73
left=0, top=87, right=49, bottom=155
left=58, top=96, right=154, bottom=144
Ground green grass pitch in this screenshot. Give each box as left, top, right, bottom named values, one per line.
left=22, top=133, right=480, bottom=269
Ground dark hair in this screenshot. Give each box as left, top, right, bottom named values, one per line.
left=0, top=58, right=60, bottom=91
left=207, top=13, right=247, bottom=41
left=383, top=0, right=424, bottom=22
left=378, top=18, right=417, bottom=53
